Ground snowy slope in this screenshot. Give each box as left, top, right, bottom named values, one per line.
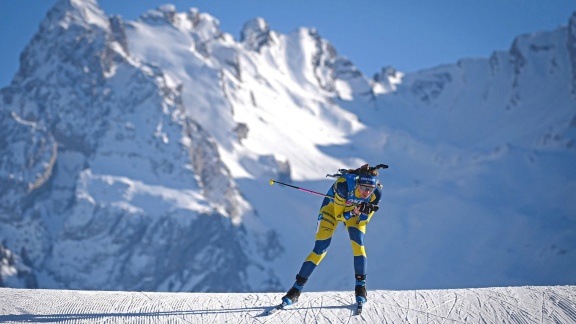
left=1, top=286, right=576, bottom=323
left=0, top=0, right=575, bottom=294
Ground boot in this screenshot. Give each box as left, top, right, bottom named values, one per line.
left=282, top=274, right=308, bottom=305
left=355, top=274, right=367, bottom=303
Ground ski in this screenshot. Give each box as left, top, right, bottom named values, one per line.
left=355, top=302, right=363, bottom=315
left=262, top=301, right=292, bottom=316
left=354, top=298, right=366, bottom=316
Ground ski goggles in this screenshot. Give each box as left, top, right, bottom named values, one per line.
left=358, top=184, right=376, bottom=193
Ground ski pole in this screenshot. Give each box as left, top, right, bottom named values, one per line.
left=269, top=179, right=335, bottom=200
left=269, top=179, right=359, bottom=207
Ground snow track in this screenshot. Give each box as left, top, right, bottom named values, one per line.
left=0, top=286, right=574, bottom=323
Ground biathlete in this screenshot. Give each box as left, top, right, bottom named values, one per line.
left=281, top=164, right=387, bottom=307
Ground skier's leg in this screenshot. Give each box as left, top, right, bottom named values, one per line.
left=345, top=219, right=367, bottom=275
left=282, top=205, right=337, bottom=304
left=346, top=220, right=368, bottom=301
left=297, top=206, right=338, bottom=279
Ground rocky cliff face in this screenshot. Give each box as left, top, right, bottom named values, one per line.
left=0, top=0, right=281, bottom=292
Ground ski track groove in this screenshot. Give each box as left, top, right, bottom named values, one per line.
left=371, top=293, right=386, bottom=323
left=313, top=294, right=325, bottom=323
left=465, top=289, right=494, bottom=323
left=486, top=288, right=533, bottom=323
left=290, top=295, right=315, bottom=323
left=318, top=293, right=345, bottom=323
left=379, top=290, right=468, bottom=324
left=540, top=290, right=546, bottom=324
left=142, top=291, right=193, bottom=324
left=457, top=291, right=478, bottom=324
left=114, top=293, right=135, bottom=323
left=549, top=288, right=576, bottom=323
left=440, top=295, right=458, bottom=324
left=240, top=293, right=257, bottom=324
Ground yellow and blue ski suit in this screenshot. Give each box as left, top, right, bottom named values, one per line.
left=297, top=173, right=382, bottom=280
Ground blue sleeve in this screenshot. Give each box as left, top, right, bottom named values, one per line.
left=332, top=177, right=349, bottom=200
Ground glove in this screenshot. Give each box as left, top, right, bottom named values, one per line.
left=357, top=202, right=379, bottom=214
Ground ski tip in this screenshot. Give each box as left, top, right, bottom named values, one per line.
left=269, top=179, right=275, bottom=185
left=262, top=301, right=292, bottom=316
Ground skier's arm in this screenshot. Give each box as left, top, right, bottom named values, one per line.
left=356, top=187, right=382, bottom=223
left=332, top=178, right=348, bottom=218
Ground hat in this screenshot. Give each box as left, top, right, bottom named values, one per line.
left=357, top=175, right=377, bottom=187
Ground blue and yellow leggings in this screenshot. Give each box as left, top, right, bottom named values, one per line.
left=297, top=203, right=368, bottom=280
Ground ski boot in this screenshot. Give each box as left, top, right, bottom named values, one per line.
left=355, top=274, right=368, bottom=303
left=281, top=274, right=308, bottom=305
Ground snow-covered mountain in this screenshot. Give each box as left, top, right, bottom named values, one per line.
left=1, top=0, right=575, bottom=293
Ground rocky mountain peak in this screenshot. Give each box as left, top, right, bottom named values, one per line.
left=42, top=0, right=109, bottom=31
left=241, top=17, right=273, bottom=52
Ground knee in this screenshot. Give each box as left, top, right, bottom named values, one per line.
left=313, top=238, right=331, bottom=254
left=348, top=226, right=365, bottom=246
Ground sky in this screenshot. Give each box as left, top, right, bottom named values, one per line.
left=0, top=0, right=575, bottom=87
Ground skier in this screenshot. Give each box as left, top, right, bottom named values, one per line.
left=281, top=164, right=385, bottom=310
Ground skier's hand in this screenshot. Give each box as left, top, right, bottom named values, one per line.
left=345, top=206, right=362, bottom=220
left=357, top=202, right=379, bottom=214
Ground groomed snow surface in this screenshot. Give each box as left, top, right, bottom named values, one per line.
left=1, top=286, right=575, bottom=323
